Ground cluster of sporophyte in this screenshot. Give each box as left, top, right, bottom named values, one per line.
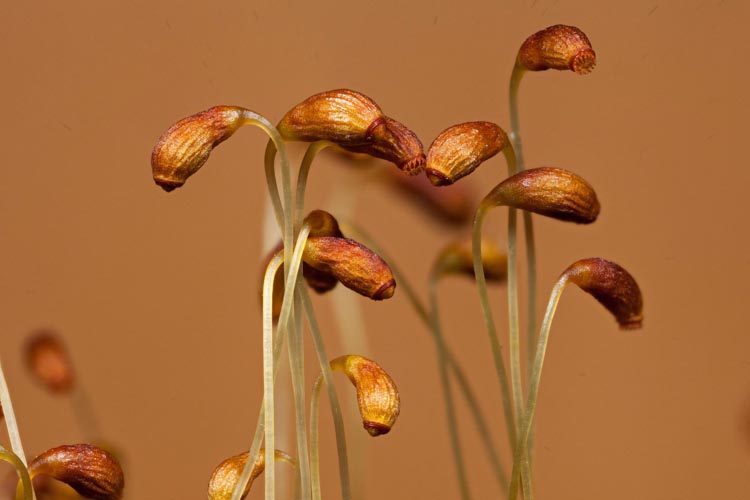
left=0, top=331, right=124, bottom=500
left=150, top=24, right=642, bottom=500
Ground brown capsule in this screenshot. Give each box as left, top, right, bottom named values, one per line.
left=330, top=355, right=400, bottom=436
left=482, top=167, right=600, bottom=224
left=25, top=330, right=75, bottom=394
left=151, top=106, right=249, bottom=192
left=517, top=25, right=596, bottom=75
left=277, top=89, right=383, bottom=146
left=435, top=239, right=508, bottom=282
left=562, top=258, right=643, bottom=330
left=29, top=444, right=124, bottom=500
left=278, top=90, right=425, bottom=174
left=303, top=237, right=395, bottom=300
left=425, top=122, right=507, bottom=186
left=344, top=116, right=426, bottom=175
left=207, top=449, right=294, bottom=500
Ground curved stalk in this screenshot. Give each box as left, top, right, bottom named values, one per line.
left=298, top=286, right=352, bottom=500
left=508, top=276, right=568, bottom=500
left=0, top=446, right=32, bottom=500
left=0, top=360, right=35, bottom=500
left=342, top=222, right=508, bottom=490
left=428, top=271, right=471, bottom=500
left=295, top=141, right=333, bottom=229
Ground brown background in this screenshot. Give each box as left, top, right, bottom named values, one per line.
left=1, top=0, right=749, bottom=499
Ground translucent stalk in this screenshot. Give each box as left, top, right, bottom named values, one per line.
left=295, top=141, right=333, bottom=230
left=0, top=359, right=35, bottom=500
left=285, top=229, right=313, bottom=500
left=343, top=222, right=508, bottom=490
left=428, top=272, right=471, bottom=500
left=508, top=277, right=568, bottom=500
left=508, top=62, right=539, bottom=497
left=309, top=375, right=324, bottom=500
left=298, top=286, right=352, bottom=500
left=0, top=446, right=32, bottom=500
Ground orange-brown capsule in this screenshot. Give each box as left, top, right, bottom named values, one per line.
left=435, top=239, right=508, bottom=282
left=517, top=25, right=596, bottom=75
left=482, top=167, right=600, bottom=224
left=277, top=89, right=384, bottom=146
left=151, top=106, right=249, bottom=191
left=29, top=444, right=124, bottom=500
left=345, top=116, right=426, bottom=175
left=25, top=330, right=75, bottom=394
left=562, top=258, right=643, bottom=330
left=330, top=355, right=400, bottom=436
left=426, top=122, right=507, bottom=186
left=303, top=237, right=395, bottom=300
left=207, top=449, right=294, bottom=500
left=278, top=90, right=425, bottom=174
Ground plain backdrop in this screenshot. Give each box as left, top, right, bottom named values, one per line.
left=1, top=1, right=749, bottom=499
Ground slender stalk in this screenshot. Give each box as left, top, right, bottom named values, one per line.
left=232, top=224, right=310, bottom=500
left=508, top=277, right=568, bottom=500
left=509, top=64, right=538, bottom=376
left=0, top=360, right=35, bottom=500
left=342, top=222, right=508, bottom=491
left=287, top=275, right=312, bottom=500
left=428, top=271, right=471, bottom=500
left=262, top=255, right=279, bottom=500
left=506, top=206, right=523, bottom=434
left=295, top=141, right=333, bottom=229
left=309, top=375, right=324, bottom=500
left=0, top=446, right=32, bottom=500
left=298, top=286, right=352, bottom=500
left=471, top=207, right=516, bottom=448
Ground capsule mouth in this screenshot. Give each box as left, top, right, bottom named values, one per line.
left=153, top=176, right=184, bottom=192
left=401, top=154, right=426, bottom=176
left=425, top=168, right=451, bottom=187
left=618, top=316, right=643, bottom=330
left=364, top=421, right=391, bottom=437
left=570, top=48, right=596, bottom=75
left=372, top=279, right=396, bottom=300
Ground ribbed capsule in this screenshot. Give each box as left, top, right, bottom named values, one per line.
left=25, top=330, right=75, bottom=394
left=517, top=25, right=596, bottom=75
left=426, top=122, right=507, bottom=186
left=330, top=355, right=400, bottom=436
left=151, top=106, right=249, bottom=191
left=28, top=444, right=124, bottom=500
left=207, top=449, right=294, bottom=500
left=562, top=258, right=643, bottom=330
left=435, top=239, right=508, bottom=282
left=277, top=89, right=383, bottom=145
left=303, top=237, right=396, bottom=300
left=482, top=167, right=600, bottom=224
left=278, top=90, right=425, bottom=174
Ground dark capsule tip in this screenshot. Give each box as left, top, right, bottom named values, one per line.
left=364, top=421, right=391, bottom=437
left=154, top=177, right=183, bottom=192
left=425, top=168, right=451, bottom=187
left=372, top=279, right=396, bottom=300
